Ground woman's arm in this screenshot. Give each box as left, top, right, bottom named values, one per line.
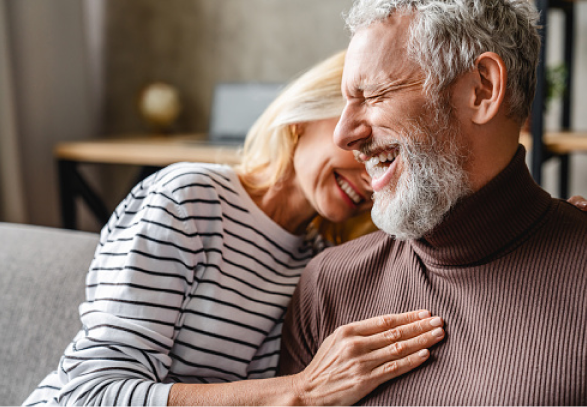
left=168, top=310, right=444, bottom=406
left=47, top=169, right=206, bottom=406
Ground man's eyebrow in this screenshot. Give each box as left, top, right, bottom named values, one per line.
left=364, top=79, right=425, bottom=94
left=342, top=82, right=365, bottom=98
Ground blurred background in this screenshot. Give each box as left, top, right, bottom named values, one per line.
left=1, top=0, right=586, bottom=233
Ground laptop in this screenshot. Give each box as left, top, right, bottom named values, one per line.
left=205, top=82, right=284, bottom=145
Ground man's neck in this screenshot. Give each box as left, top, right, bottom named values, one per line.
left=462, top=119, right=522, bottom=192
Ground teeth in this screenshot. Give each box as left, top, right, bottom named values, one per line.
left=368, top=149, right=398, bottom=166
left=365, top=149, right=399, bottom=179
left=335, top=175, right=362, bottom=204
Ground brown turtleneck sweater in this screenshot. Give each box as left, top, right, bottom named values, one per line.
left=279, top=147, right=587, bottom=405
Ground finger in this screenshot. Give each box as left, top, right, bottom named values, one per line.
left=568, top=195, right=587, bottom=210
left=376, top=326, right=445, bottom=362
left=372, top=348, right=432, bottom=383
left=368, top=316, right=444, bottom=350
left=348, top=310, right=432, bottom=336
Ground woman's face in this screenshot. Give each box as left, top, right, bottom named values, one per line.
left=293, top=117, right=373, bottom=223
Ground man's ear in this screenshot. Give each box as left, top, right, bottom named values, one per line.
left=470, top=52, right=507, bottom=125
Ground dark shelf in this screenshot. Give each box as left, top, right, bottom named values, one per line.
left=531, top=0, right=578, bottom=198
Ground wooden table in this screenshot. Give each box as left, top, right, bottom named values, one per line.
left=55, top=134, right=242, bottom=229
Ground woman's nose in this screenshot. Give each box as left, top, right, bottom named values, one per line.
left=333, top=103, right=371, bottom=151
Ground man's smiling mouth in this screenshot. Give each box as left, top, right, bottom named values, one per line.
left=351, top=143, right=402, bottom=193
left=364, top=147, right=399, bottom=179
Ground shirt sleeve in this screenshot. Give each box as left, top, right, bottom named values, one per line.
left=52, top=175, right=205, bottom=406
left=278, top=253, right=326, bottom=376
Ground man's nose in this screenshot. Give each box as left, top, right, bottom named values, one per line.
left=333, top=103, right=371, bottom=151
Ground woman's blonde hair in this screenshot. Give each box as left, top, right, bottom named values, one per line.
left=235, top=50, right=377, bottom=243
left=235, top=49, right=347, bottom=192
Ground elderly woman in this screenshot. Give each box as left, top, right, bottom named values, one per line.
left=24, top=51, right=445, bottom=407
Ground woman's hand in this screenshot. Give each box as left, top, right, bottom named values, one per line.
left=568, top=195, right=587, bottom=211
left=169, top=310, right=443, bottom=406
left=292, top=310, right=444, bottom=406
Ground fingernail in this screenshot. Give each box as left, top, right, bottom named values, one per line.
left=430, top=317, right=442, bottom=327
left=432, top=328, right=444, bottom=337
left=419, top=310, right=431, bottom=319
left=418, top=349, right=429, bottom=358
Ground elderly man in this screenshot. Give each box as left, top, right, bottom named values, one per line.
left=279, top=0, right=587, bottom=405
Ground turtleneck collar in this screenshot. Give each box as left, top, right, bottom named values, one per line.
left=409, top=146, right=553, bottom=267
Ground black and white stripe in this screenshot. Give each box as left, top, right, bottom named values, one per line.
left=24, top=163, right=314, bottom=406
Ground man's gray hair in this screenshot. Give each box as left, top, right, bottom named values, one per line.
left=345, top=0, right=541, bottom=123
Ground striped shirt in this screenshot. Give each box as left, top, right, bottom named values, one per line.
left=24, top=163, right=316, bottom=406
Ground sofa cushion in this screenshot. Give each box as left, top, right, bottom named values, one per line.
left=0, top=222, right=99, bottom=405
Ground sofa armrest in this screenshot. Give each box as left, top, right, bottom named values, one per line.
left=0, top=222, right=99, bottom=405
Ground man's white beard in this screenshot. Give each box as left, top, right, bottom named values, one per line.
left=370, top=111, right=471, bottom=240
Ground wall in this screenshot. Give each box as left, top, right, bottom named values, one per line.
left=101, top=0, right=354, bottom=135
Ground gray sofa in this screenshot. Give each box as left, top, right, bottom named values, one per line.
left=0, top=222, right=99, bottom=405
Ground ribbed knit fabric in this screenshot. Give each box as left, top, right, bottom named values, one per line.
left=279, top=147, right=587, bottom=405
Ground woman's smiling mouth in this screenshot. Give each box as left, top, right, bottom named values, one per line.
left=334, top=173, right=364, bottom=205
